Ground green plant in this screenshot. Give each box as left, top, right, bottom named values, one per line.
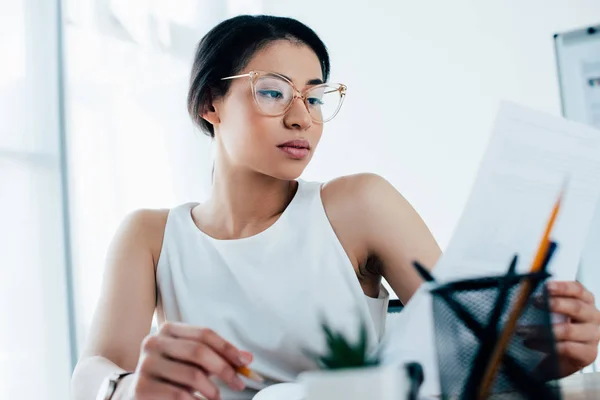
left=308, top=317, right=381, bottom=370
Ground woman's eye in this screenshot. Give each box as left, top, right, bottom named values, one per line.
left=257, top=90, right=284, bottom=99
left=307, top=97, right=324, bottom=106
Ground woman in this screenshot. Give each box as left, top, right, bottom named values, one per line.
left=71, top=15, right=600, bottom=400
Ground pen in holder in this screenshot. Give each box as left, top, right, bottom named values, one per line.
left=429, top=268, right=561, bottom=399
left=413, top=179, right=567, bottom=399
left=413, top=239, right=561, bottom=399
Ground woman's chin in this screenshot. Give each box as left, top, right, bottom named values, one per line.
left=268, top=164, right=309, bottom=181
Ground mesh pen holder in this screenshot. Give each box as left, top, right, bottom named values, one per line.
left=430, top=271, right=562, bottom=400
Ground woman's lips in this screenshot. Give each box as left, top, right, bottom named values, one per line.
left=277, top=139, right=310, bottom=160
left=278, top=146, right=310, bottom=159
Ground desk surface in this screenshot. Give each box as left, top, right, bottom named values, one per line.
left=561, top=372, right=600, bottom=399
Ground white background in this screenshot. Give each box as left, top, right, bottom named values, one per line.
left=0, top=0, right=72, bottom=399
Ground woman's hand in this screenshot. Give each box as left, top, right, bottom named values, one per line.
left=129, top=321, right=252, bottom=400
left=546, top=281, right=600, bottom=377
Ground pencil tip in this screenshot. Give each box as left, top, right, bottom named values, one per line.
left=560, top=175, right=571, bottom=196
left=248, top=371, right=265, bottom=383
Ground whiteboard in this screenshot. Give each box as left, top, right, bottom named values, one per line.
left=554, top=24, right=600, bottom=329
left=555, top=24, right=600, bottom=128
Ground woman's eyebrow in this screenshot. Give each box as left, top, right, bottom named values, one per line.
left=279, top=73, right=324, bottom=85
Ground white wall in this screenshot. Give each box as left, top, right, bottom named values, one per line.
left=64, top=1, right=219, bottom=349
left=264, top=0, right=600, bottom=250
left=0, top=0, right=73, bottom=398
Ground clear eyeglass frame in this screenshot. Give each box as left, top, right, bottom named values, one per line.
left=221, top=70, right=347, bottom=123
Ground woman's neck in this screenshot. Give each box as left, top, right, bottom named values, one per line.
left=196, top=166, right=297, bottom=240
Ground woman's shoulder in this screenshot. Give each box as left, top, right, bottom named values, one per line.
left=318, top=172, right=419, bottom=239
left=112, top=208, right=171, bottom=265
left=320, top=173, right=398, bottom=210
left=120, top=208, right=170, bottom=235
left=318, top=173, right=405, bottom=235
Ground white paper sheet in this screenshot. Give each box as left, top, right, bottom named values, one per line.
left=381, top=101, right=600, bottom=397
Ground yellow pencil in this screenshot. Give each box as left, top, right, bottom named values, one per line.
left=478, top=185, right=565, bottom=399
left=236, top=365, right=265, bottom=383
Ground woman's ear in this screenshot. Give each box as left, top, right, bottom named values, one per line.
left=200, top=92, right=221, bottom=126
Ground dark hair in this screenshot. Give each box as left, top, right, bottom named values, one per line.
left=187, top=15, right=331, bottom=137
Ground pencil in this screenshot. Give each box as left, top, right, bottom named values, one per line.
left=478, top=186, right=565, bottom=399
left=236, top=365, right=265, bottom=383
left=191, top=367, right=264, bottom=399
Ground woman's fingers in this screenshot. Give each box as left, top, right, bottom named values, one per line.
left=524, top=324, right=600, bottom=369
left=146, top=334, right=245, bottom=392
left=139, top=352, right=221, bottom=400
left=133, top=369, right=199, bottom=400
left=553, top=323, right=600, bottom=343
left=160, top=322, right=249, bottom=367
left=134, top=323, right=256, bottom=400
left=239, top=350, right=254, bottom=364
left=518, top=322, right=600, bottom=343
left=549, top=297, right=600, bottom=323
left=195, top=328, right=252, bottom=367
left=556, top=341, right=599, bottom=368
left=547, top=281, right=595, bottom=304
left=165, top=337, right=245, bottom=390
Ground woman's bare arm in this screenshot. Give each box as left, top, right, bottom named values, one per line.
left=322, top=173, right=441, bottom=304
left=70, top=209, right=167, bottom=399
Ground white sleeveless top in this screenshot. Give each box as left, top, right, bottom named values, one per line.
left=156, top=179, right=389, bottom=399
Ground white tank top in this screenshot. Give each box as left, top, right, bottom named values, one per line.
left=156, top=179, right=390, bottom=399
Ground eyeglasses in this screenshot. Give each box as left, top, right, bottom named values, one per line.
left=221, top=70, right=347, bottom=123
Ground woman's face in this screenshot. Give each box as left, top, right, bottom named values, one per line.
left=210, top=40, right=325, bottom=180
